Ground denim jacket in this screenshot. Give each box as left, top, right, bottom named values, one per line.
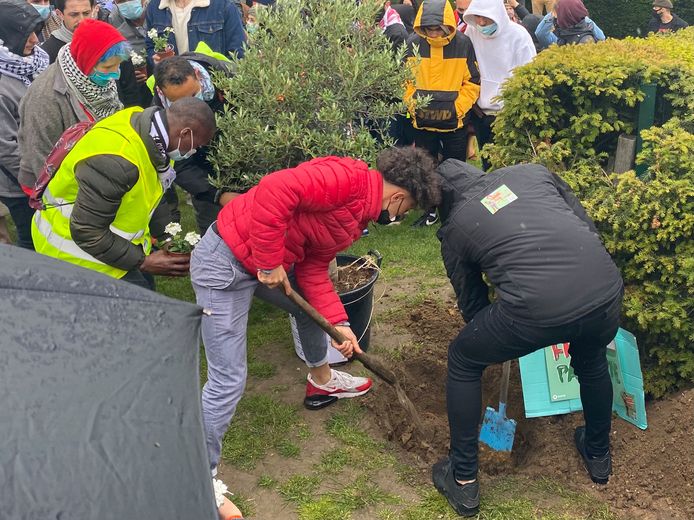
left=145, top=0, right=246, bottom=62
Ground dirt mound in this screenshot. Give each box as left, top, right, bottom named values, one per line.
left=364, top=299, right=694, bottom=519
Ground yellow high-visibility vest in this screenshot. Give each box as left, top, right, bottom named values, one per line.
left=32, top=107, right=164, bottom=279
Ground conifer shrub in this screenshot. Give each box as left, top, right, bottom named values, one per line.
left=487, top=30, right=694, bottom=396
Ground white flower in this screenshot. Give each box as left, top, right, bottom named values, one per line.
left=184, top=232, right=201, bottom=247
left=147, top=28, right=158, bottom=39
left=165, top=26, right=174, bottom=34
left=213, top=478, right=230, bottom=508
left=130, top=50, right=145, bottom=66
left=164, top=222, right=182, bottom=236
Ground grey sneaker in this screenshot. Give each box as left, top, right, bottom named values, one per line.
left=432, top=457, right=480, bottom=517
left=574, top=426, right=611, bottom=485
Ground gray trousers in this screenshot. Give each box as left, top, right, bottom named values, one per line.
left=190, top=225, right=330, bottom=471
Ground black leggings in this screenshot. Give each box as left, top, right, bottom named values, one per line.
left=447, top=294, right=622, bottom=480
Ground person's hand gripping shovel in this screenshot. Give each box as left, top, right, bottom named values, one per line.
left=285, top=290, right=428, bottom=441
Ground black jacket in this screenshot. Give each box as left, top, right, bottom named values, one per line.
left=40, top=33, right=64, bottom=63
left=390, top=3, right=415, bottom=33
left=0, top=0, right=42, bottom=56
left=647, top=14, right=689, bottom=34
left=437, top=160, right=623, bottom=325
left=555, top=20, right=597, bottom=45
left=118, top=60, right=154, bottom=109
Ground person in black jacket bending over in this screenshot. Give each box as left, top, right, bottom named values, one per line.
left=432, top=160, right=624, bottom=517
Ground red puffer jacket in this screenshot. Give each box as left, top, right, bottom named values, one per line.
left=217, top=156, right=383, bottom=324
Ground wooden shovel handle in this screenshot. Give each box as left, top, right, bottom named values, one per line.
left=286, top=289, right=429, bottom=441
left=285, top=290, right=397, bottom=385
left=286, top=290, right=348, bottom=344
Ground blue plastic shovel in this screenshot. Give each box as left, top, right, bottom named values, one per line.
left=479, top=360, right=517, bottom=452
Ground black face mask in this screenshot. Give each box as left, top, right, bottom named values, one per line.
left=652, top=9, right=662, bottom=18
left=375, top=198, right=404, bottom=225
left=376, top=210, right=393, bottom=225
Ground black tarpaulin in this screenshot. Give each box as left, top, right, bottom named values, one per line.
left=0, top=245, right=217, bottom=520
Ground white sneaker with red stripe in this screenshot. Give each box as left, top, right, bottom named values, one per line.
left=304, top=369, right=373, bottom=410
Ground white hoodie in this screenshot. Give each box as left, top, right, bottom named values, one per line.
left=464, top=0, right=536, bottom=115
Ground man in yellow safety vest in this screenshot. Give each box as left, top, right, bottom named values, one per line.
left=32, top=97, right=217, bottom=288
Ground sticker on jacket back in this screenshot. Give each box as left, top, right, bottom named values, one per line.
left=480, top=184, right=518, bottom=214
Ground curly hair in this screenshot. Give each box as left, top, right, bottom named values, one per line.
left=376, top=147, right=441, bottom=209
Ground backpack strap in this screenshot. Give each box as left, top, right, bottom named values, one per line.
left=0, top=165, right=21, bottom=188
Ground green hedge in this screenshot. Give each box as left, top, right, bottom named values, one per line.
left=582, top=0, right=692, bottom=38
left=487, top=29, right=694, bottom=396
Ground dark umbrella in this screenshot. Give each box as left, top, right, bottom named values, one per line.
left=0, top=245, right=217, bottom=520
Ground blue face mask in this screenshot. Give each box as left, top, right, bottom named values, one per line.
left=89, top=69, right=121, bottom=87
left=479, top=22, right=498, bottom=36
left=168, top=129, right=197, bottom=161
left=118, top=0, right=144, bottom=20
left=32, top=3, right=51, bottom=20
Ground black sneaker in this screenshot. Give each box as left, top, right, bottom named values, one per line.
left=411, top=212, right=439, bottom=228
left=424, top=212, right=439, bottom=226
left=574, top=426, right=611, bottom=485
left=432, top=457, right=480, bottom=517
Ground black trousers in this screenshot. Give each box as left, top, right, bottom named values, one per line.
left=163, top=186, right=219, bottom=234
left=470, top=112, right=496, bottom=171
left=413, top=126, right=469, bottom=163
left=0, top=195, right=34, bottom=250
left=447, top=293, right=622, bottom=481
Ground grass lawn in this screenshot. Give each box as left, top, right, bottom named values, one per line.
left=155, top=194, right=618, bottom=520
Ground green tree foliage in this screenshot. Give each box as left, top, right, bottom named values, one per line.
left=210, top=0, right=411, bottom=191
left=487, top=30, right=694, bottom=396
left=589, top=122, right=694, bottom=397
left=582, top=0, right=694, bottom=38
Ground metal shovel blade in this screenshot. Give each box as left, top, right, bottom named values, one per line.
left=479, top=361, right=516, bottom=452
left=479, top=402, right=517, bottom=452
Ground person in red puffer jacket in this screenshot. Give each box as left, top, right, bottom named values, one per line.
left=190, top=147, right=440, bottom=476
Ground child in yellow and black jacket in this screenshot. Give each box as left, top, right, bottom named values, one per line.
left=404, top=0, right=480, bottom=226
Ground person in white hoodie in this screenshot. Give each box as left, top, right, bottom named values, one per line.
left=463, top=0, right=535, bottom=170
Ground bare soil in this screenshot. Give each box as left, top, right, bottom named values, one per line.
left=363, top=292, right=694, bottom=520
left=334, top=261, right=378, bottom=294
